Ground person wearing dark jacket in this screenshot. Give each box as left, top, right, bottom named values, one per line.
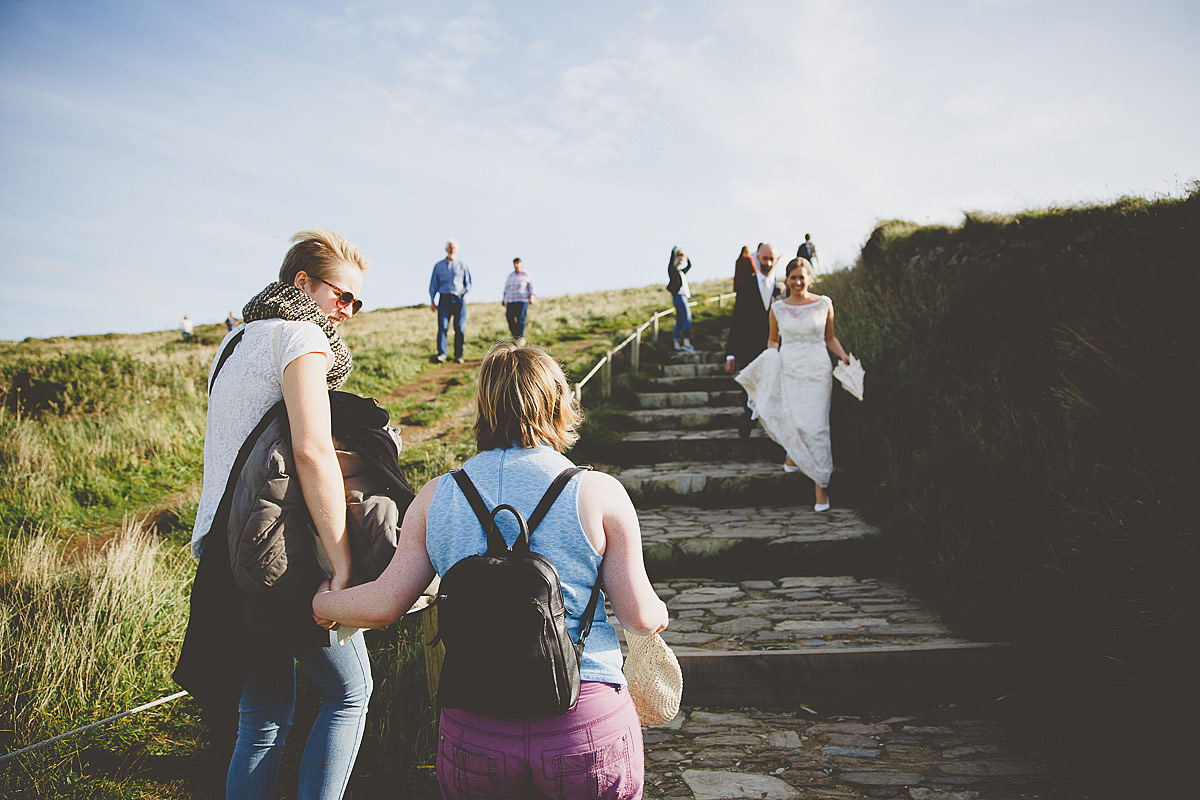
left=733, top=245, right=754, bottom=291
left=725, top=243, right=782, bottom=437
left=666, top=245, right=695, bottom=353
left=174, top=228, right=379, bottom=800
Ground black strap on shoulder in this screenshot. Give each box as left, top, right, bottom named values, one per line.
left=525, top=466, right=592, bottom=540
left=450, top=469, right=509, bottom=555
left=208, top=329, right=245, bottom=394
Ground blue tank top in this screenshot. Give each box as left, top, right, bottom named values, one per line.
left=426, top=446, right=626, bottom=685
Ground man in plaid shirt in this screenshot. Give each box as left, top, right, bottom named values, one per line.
left=502, top=257, right=535, bottom=340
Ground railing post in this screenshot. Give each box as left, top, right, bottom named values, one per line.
left=652, top=315, right=658, bottom=340
left=601, top=353, right=612, bottom=398
left=631, top=330, right=641, bottom=373
left=718, top=294, right=724, bottom=308
left=574, top=383, right=582, bottom=404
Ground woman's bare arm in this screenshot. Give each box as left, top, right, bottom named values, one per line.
left=283, top=353, right=353, bottom=590
left=580, top=472, right=668, bottom=636
left=313, top=477, right=440, bottom=629
left=824, top=300, right=850, bottom=364
left=767, top=308, right=781, bottom=350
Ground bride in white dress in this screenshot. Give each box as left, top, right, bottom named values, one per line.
left=735, top=258, right=850, bottom=511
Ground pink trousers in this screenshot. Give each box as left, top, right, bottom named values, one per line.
left=436, top=681, right=644, bottom=800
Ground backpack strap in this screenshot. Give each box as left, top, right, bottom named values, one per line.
left=523, top=465, right=593, bottom=544
left=450, top=469, right=510, bottom=555
left=208, top=329, right=245, bottom=394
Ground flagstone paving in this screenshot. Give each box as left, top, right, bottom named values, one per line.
left=641, top=706, right=1077, bottom=799
left=648, top=577, right=973, bottom=652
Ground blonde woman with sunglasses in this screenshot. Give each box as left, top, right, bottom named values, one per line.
left=176, top=228, right=373, bottom=800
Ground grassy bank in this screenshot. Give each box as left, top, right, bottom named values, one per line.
left=818, top=190, right=1199, bottom=797
left=0, top=278, right=725, bottom=797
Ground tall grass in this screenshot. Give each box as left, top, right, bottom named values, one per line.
left=0, top=519, right=196, bottom=797
left=818, top=190, right=1200, bottom=797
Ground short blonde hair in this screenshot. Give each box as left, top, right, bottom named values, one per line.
left=474, top=341, right=583, bottom=452
left=279, top=227, right=370, bottom=285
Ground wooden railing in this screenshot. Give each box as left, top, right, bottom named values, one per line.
left=573, top=292, right=735, bottom=402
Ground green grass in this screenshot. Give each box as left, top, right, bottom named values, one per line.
left=0, top=278, right=727, bottom=797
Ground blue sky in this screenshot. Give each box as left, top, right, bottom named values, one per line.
left=2, top=0, right=1197, bottom=340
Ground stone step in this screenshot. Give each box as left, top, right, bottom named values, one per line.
left=641, top=706, right=1070, bottom=799
left=635, top=375, right=740, bottom=392
left=639, top=505, right=880, bottom=578
left=662, top=362, right=730, bottom=379
left=621, top=576, right=1017, bottom=708
left=610, top=461, right=810, bottom=507
left=661, top=349, right=727, bottom=365
left=637, top=390, right=743, bottom=409
left=626, top=406, right=747, bottom=431
left=594, top=429, right=783, bottom=465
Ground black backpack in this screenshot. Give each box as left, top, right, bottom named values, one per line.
left=434, top=466, right=601, bottom=717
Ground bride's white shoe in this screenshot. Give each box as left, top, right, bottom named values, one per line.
left=782, top=461, right=799, bottom=473
left=813, top=501, right=830, bottom=512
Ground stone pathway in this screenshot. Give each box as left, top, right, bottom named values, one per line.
left=595, top=348, right=1075, bottom=798
left=642, top=706, right=1077, bottom=799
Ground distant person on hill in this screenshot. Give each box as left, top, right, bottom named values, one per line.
left=734, top=257, right=850, bottom=512
left=428, top=239, right=472, bottom=363
left=796, top=233, right=819, bottom=269
left=180, top=314, right=193, bottom=342
left=502, top=257, right=535, bottom=340
left=725, top=243, right=783, bottom=436
left=733, top=245, right=754, bottom=291
left=226, top=311, right=238, bottom=332
left=174, top=228, right=373, bottom=800
left=666, top=245, right=694, bottom=353
left=313, top=340, right=668, bottom=800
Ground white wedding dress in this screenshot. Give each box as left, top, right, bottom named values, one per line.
left=734, top=295, right=834, bottom=488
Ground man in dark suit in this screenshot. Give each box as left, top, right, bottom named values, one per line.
left=725, top=243, right=782, bottom=437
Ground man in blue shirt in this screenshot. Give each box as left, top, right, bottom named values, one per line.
left=428, top=239, right=473, bottom=363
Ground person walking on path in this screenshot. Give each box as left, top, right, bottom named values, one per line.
left=733, top=245, right=754, bottom=291
left=313, top=340, right=668, bottom=800
left=666, top=245, right=695, bottom=353
left=428, top=239, right=472, bottom=363
left=180, top=314, right=194, bottom=341
left=175, top=228, right=373, bottom=799
left=502, top=257, right=535, bottom=340
left=796, top=233, right=819, bottom=269
left=725, top=243, right=783, bottom=436
left=735, top=257, right=850, bottom=512
left=225, top=311, right=238, bottom=332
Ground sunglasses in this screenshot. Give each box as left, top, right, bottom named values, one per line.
left=319, top=278, right=363, bottom=314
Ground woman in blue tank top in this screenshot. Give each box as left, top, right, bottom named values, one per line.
left=314, top=340, right=669, bottom=799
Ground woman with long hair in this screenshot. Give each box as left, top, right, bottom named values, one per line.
left=314, top=340, right=669, bottom=799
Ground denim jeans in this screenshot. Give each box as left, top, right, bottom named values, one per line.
left=671, top=293, right=691, bottom=343
left=437, top=295, right=468, bottom=359
left=437, top=682, right=643, bottom=800
left=225, top=629, right=372, bottom=800
left=505, top=301, right=529, bottom=339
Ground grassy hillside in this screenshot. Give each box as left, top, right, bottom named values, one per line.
left=817, top=189, right=1199, bottom=797
left=0, top=277, right=729, bottom=798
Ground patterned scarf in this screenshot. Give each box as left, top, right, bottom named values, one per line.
left=242, top=282, right=353, bottom=390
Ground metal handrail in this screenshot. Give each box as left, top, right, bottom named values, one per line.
left=573, top=292, right=735, bottom=402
